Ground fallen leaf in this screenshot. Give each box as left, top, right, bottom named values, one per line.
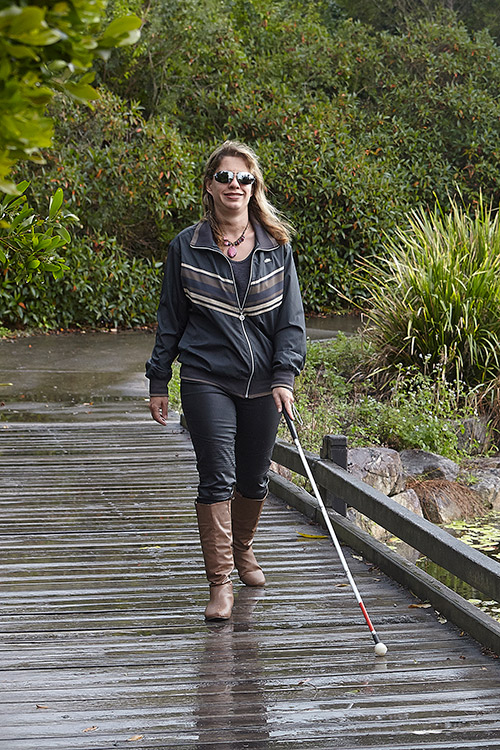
left=408, top=603, right=431, bottom=609
left=352, top=554, right=363, bottom=560
left=127, top=736, right=143, bottom=742
left=297, top=533, right=328, bottom=539
left=36, top=704, right=49, bottom=709
left=83, top=726, right=98, bottom=733
left=412, top=730, right=443, bottom=735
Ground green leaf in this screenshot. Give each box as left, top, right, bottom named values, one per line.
left=100, top=15, right=142, bottom=41
left=63, top=81, right=99, bottom=103
left=8, top=7, right=44, bottom=36
left=56, top=226, right=71, bottom=243
left=48, top=189, right=63, bottom=219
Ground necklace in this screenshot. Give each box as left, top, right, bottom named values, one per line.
left=222, top=222, right=248, bottom=258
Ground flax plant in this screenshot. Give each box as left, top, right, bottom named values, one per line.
left=363, top=195, right=500, bottom=403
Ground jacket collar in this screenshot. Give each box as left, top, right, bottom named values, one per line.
left=190, top=219, right=279, bottom=251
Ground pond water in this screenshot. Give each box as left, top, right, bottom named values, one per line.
left=390, top=512, right=500, bottom=622
left=305, top=313, right=363, bottom=340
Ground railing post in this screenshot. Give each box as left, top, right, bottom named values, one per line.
left=320, top=435, right=348, bottom=516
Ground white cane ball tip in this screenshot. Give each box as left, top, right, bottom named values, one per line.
left=374, top=642, right=388, bottom=656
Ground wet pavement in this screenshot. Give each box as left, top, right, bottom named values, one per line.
left=0, top=330, right=154, bottom=422
left=2, top=331, right=500, bottom=748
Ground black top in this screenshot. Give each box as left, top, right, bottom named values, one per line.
left=229, top=253, right=253, bottom=306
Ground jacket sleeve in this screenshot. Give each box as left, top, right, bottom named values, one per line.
left=271, top=244, right=307, bottom=391
left=145, top=238, right=189, bottom=396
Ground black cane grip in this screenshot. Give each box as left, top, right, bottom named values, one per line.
left=283, top=409, right=298, bottom=440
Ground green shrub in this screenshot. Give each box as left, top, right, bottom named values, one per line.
left=17, top=92, right=201, bottom=256
left=362, top=194, right=500, bottom=395
left=13, top=5, right=500, bottom=318
left=0, top=233, right=163, bottom=329
left=290, top=336, right=474, bottom=459
left=0, top=181, right=72, bottom=281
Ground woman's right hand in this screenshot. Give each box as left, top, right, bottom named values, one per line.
left=149, top=396, right=169, bottom=426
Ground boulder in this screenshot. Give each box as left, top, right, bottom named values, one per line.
left=390, top=488, right=424, bottom=517
left=460, top=470, right=500, bottom=510
left=346, top=508, right=389, bottom=543
left=347, top=489, right=423, bottom=556
left=348, top=446, right=405, bottom=497
left=408, top=479, right=484, bottom=524
left=400, top=449, right=459, bottom=482
left=454, top=416, right=491, bottom=454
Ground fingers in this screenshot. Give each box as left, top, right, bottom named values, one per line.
left=272, top=387, right=294, bottom=419
left=149, top=396, right=168, bottom=426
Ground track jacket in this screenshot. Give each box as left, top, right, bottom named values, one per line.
left=146, top=219, right=306, bottom=398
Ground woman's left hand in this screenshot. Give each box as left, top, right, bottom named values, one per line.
left=272, top=387, right=294, bottom=420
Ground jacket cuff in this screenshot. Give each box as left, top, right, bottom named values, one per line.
left=148, top=376, right=169, bottom=397
left=271, top=369, right=295, bottom=391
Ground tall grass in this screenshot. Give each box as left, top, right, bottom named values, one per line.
left=363, top=195, right=500, bottom=404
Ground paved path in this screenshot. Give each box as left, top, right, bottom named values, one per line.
left=2, top=412, right=500, bottom=749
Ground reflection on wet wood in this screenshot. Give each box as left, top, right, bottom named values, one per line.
left=2, top=418, right=500, bottom=749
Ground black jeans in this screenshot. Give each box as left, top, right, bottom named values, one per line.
left=181, top=381, right=282, bottom=504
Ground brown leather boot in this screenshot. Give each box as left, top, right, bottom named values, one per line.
left=231, top=490, right=266, bottom=587
left=196, top=500, right=234, bottom=620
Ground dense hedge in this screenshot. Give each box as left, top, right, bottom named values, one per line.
left=7, top=0, right=500, bottom=324
left=0, top=234, right=162, bottom=329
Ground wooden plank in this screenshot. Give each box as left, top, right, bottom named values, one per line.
left=1, top=417, right=500, bottom=750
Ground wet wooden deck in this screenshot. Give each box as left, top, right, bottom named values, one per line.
left=2, top=415, right=500, bottom=749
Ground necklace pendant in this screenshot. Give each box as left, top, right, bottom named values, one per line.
left=227, top=245, right=237, bottom=258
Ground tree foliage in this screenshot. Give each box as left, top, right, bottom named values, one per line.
left=0, top=0, right=141, bottom=194
left=6, top=0, right=500, bottom=324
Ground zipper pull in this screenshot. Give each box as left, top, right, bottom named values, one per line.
left=239, top=313, right=245, bottom=321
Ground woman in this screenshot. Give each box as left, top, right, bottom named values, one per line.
left=146, top=140, right=306, bottom=621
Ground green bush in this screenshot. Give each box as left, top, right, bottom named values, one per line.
left=289, top=335, right=475, bottom=459
left=0, top=233, right=162, bottom=329
left=0, top=181, right=72, bottom=281
left=362, top=194, right=500, bottom=395
left=0, top=0, right=141, bottom=193
left=12, top=4, right=500, bottom=319
left=17, top=91, right=201, bottom=256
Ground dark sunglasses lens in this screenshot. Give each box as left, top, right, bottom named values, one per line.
left=237, top=172, right=255, bottom=185
left=214, top=171, right=232, bottom=183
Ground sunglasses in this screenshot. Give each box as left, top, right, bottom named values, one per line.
left=213, top=170, right=256, bottom=186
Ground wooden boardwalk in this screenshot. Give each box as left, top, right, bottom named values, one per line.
left=2, top=412, right=500, bottom=749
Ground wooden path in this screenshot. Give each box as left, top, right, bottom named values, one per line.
left=2, top=412, right=500, bottom=749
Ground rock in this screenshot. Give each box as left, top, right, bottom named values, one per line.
left=460, top=470, right=500, bottom=510
left=461, top=454, right=500, bottom=475
left=454, top=416, right=491, bottom=454
left=400, top=449, right=459, bottom=482
left=348, top=446, right=405, bottom=497
left=408, top=479, right=484, bottom=524
left=346, top=508, right=390, bottom=543
left=390, top=488, right=424, bottom=517
left=347, top=489, right=423, bottom=551
left=270, top=461, right=292, bottom=481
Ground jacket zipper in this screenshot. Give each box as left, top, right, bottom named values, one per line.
left=225, top=249, right=256, bottom=398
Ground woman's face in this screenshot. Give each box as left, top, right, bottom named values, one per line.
left=206, top=155, right=254, bottom=218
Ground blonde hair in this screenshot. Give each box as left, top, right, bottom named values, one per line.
left=202, top=140, right=293, bottom=245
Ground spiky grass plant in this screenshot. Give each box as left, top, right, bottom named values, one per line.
left=363, top=195, right=500, bottom=405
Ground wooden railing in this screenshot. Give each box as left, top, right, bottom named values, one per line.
left=270, top=434, right=500, bottom=655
